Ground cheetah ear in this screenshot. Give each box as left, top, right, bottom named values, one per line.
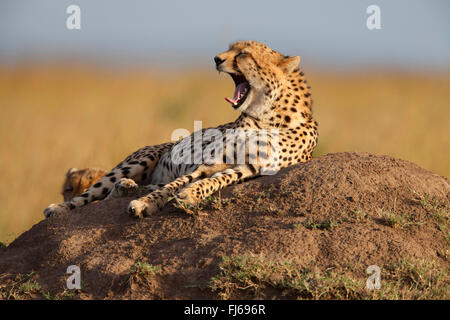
left=279, top=56, right=300, bottom=73
left=66, top=168, right=78, bottom=177
left=85, top=172, right=95, bottom=181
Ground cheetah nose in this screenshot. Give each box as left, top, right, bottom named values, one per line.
left=214, top=56, right=225, bottom=68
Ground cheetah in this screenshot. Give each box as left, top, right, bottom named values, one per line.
left=44, top=41, right=318, bottom=219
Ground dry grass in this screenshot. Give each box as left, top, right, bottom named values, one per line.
left=210, top=255, right=449, bottom=300
left=0, top=65, right=449, bottom=243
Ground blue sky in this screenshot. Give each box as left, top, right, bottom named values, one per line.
left=0, top=0, right=449, bottom=70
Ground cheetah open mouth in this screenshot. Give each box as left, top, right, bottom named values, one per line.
left=225, top=73, right=250, bottom=109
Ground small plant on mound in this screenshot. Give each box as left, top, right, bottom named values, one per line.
left=301, top=218, right=341, bottom=230
left=376, top=195, right=426, bottom=230
left=127, top=260, right=163, bottom=299
left=412, top=191, right=450, bottom=242
left=413, top=191, right=449, bottom=216
left=44, top=289, right=81, bottom=300
left=0, top=271, right=85, bottom=300
left=341, top=209, right=368, bottom=223
left=376, top=208, right=424, bottom=230
left=129, top=261, right=159, bottom=276
left=377, top=209, right=407, bottom=229
left=200, top=195, right=227, bottom=210
left=0, top=272, right=43, bottom=299
left=171, top=193, right=225, bottom=215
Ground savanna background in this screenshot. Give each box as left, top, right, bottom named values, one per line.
left=0, top=0, right=449, bottom=244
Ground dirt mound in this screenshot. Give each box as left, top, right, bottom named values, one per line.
left=0, top=152, right=449, bottom=300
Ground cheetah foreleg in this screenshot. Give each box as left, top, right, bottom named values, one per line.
left=127, top=164, right=230, bottom=218
left=175, top=164, right=260, bottom=206
left=105, top=178, right=139, bottom=200
left=127, top=172, right=202, bottom=218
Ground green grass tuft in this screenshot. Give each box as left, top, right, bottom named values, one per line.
left=129, top=261, right=159, bottom=276
left=301, top=218, right=340, bottom=230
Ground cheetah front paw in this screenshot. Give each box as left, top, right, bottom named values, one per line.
left=43, top=203, right=70, bottom=218
left=127, top=199, right=159, bottom=219
left=106, top=178, right=139, bottom=200
left=115, top=178, right=139, bottom=192
left=175, top=187, right=200, bottom=207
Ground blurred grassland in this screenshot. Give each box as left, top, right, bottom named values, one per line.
left=0, top=65, right=449, bottom=243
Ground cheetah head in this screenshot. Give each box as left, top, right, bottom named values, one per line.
left=62, top=167, right=106, bottom=201
left=214, top=41, right=300, bottom=119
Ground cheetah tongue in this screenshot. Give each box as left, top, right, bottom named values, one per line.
left=225, top=82, right=249, bottom=105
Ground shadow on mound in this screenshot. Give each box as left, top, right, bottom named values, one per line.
left=0, top=152, right=448, bottom=299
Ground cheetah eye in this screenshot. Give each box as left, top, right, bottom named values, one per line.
left=64, top=187, right=73, bottom=192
